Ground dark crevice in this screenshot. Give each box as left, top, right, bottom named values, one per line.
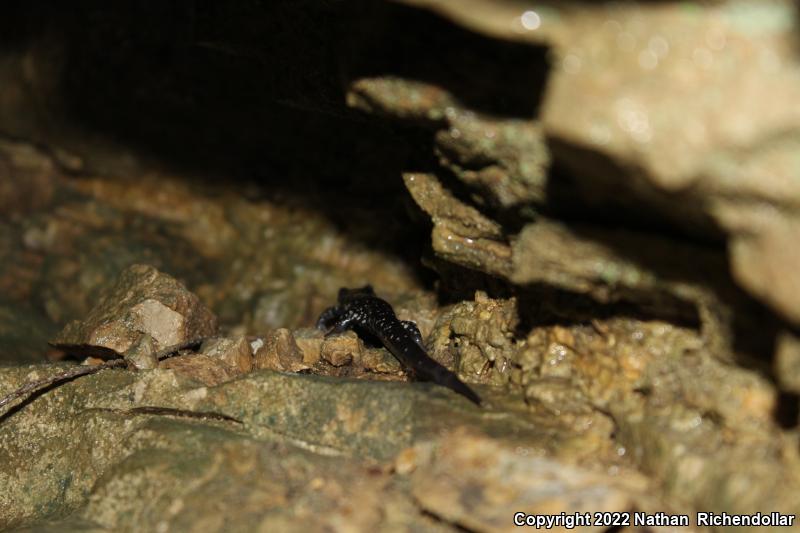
left=775, top=391, right=800, bottom=430
left=425, top=256, right=702, bottom=338
left=0, top=0, right=552, bottom=303
left=342, top=3, right=550, bottom=119
left=544, top=139, right=729, bottom=245
left=513, top=283, right=701, bottom=339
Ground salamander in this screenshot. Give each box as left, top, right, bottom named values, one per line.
left=317, top=286, right=481, bottom=405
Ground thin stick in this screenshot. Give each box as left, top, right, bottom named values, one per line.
left=0, top=359, right=125, bottom=411
left=0, top=337, right=209, bottom=415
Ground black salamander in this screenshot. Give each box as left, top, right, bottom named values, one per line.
left=317, top=286, right=481, bottom=405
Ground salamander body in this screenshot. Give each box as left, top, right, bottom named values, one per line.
left=317, top=286, right=481, bottom=405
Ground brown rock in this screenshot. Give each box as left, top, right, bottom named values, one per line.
left=125, top=334, right=158, bottom=370
left=348, top=78, right=550, bottom=209
left=347, top=77, right=455, bottom=121
left=428, top=291, right=517, bottom=386
left=201, top=337, right=253, bottom=374
left=0, top=139, right=58, bottom=217
left=51, top=264, right=217, bottom=360
left=253, top=328, right=307, bottom=372
left=321, top=331, right=361, bottom=367
left=159, top=353, right=238, bottom=387
left=390, top=2, right=800, bottom=327
left=535, top=2, right=800, bottom=326
left=361, top=348, right=403, bottom=375
left=403, top=172, right=511, bottom=276
left=294, top=328, right=323, bottom=366
left=408, top=428, right=640, bottom=533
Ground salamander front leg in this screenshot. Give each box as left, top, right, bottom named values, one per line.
left=324, top=315, right=356, bottom=337
left=316, top=305, right=342, bottom=330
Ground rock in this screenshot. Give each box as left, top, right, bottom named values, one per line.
left=360, top=348, right=403, bottom=375
left=0, top=364, right=544, bottom=530
left=428, top=291, right=517, bottom=387
left=0, top=138, right=59, bottom=218
left=159, top=353, right=240, bottom=386
left=1, top=2, right=799, bottom=530
left=200, top=337, right=253, bottom=374
left=403, top=172, right=511, bottom=276
left=293, top=328, right=323, bottom=366
left=518, top=315, right=799, bottom=520
left=158, top=335, right=255, bottom=386
left=406, top=428, right=640, bottom=533
left=776, top=331, right=800, bottom=394
left=390, top=1, right=800, bottom=328
left=347, top=77, right=456, bottom=122
left=539, top=1, right=800, bottom=326
left=320, top=331, right=361, bottom=367
left=51, top=264, right=217, bottom=361
left=434, top=112, right=549, bottom=208
left=125, top=334, right=158, bottom=370
left=511, top=219, right=745, bottom=356
left=253, top=328, right=307, bottom=372
left=348, top=78, right=550, bottom=208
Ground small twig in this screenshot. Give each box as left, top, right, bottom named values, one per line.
left=0, top=359, right=125, bottom=411
left=0, top=337, right=209, bottom=416
left=151, top=337, right=209, bottom=361
left=84, top=405, right=243, bottom=424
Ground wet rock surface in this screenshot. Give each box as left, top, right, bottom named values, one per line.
left=0, top=1, right=799, bottom=532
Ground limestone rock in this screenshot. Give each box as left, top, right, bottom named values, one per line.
left=348, top=78, right=550, bottom=208
left=0, top=138, right=59, bottom=217
left=403, top=172, right=511, bottom=276
left=428, top=291, right=518, bottom=387
left=253, top=328, right=308, bottom=372
left=51, top=264, right=217, bottom=361
left=538, top=1, right=800, bottom=326
left=293, top=328, right=323, bottom=366
left=200, top=336, right=253, bottom=374
left=321, top=331, right=361, bottom=367
left=157, top=336, right=255, bottom=386
left=407, top=428, right=640, bottom=533
left=159, top=353, right=240, bottom=386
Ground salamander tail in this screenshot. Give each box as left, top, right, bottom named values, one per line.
left=424, top=364, right=481, bottom=405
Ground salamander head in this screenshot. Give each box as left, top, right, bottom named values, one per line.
left=337, top=285, right=375, bottom=304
